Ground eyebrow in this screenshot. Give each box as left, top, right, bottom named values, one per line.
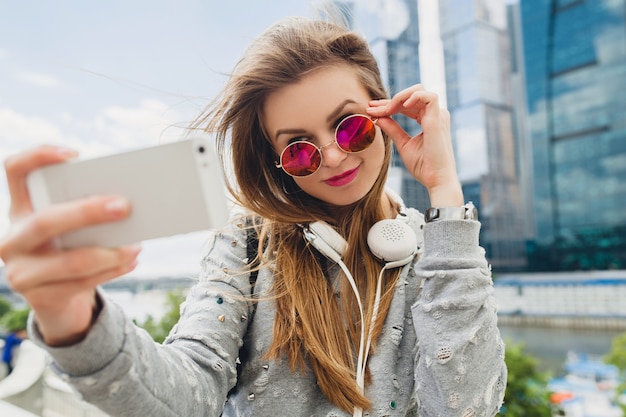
left=273, top=99, right=358, bottom=141
left=326, top=99, right=356, bottom=123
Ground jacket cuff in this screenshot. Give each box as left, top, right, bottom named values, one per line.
left=28, top=290, right=127, bottom=377
left=422, top=219, right=482, bottom=259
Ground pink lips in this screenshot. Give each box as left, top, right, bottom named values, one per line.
left=324, top=166, right=359, bottom=187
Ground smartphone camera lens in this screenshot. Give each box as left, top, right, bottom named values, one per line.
left=198, top=146, right=205, bottom=154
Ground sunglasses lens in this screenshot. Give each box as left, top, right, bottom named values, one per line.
left=280, top=141, right=322, bottom=177
left=336, top=116, right=376, bottom=152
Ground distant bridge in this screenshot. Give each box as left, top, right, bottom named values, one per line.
left=495, top=270, right=626, bottom=330
left=100, top=275, right=197, bottom=293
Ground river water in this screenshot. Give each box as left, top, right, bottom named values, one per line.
left=498, top=324, right=623, bottom=375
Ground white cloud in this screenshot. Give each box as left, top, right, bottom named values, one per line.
left=0, top=107, right=70, bottom=156
left=0, top=97, right=187, bottom=192
left=15, top=71, right=62, bottom=89
left=0, top=99, right=188, bottom=158
left=98, top=99, right=187, bottom=149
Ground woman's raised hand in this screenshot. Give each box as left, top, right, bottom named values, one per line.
left=0, top=145, right=141, bottom=346
left=367, top=85, right=463, bottom=207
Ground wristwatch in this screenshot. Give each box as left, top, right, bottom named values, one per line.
left=425, top=202, right=478, bottom=223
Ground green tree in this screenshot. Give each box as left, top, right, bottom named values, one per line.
left=498, top=340, right=552, bottom=417
left=136, top=289, right=186, bottom=344
left=0, top=296, right=12, bottom=322
left=605, top=331, right=626, bottom=371
left=0, top=307, right=30, bottom=333
left=605, top=331, right=626, bottom=413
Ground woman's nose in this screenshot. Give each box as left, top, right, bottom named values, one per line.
left=319, top=138, right=347, bottom=168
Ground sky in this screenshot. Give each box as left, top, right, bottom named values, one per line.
left=0, top=0, right=324, bottom=278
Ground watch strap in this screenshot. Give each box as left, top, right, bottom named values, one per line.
left=425, top=202, right=477, bottom=223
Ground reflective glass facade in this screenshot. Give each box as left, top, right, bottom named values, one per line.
left=352, top=0, right=528, bottom=271
left=340, top=0, right=431, bottom=212
left=439, top=0, right=527, bottom=271
left=383, top=0, right=432, bottom=213
left=520, top=0, right=626, bottom=270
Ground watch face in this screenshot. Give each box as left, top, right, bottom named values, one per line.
left=464, top=202, right=478, bottom=220
left=425, top=208, right=440, bottom=223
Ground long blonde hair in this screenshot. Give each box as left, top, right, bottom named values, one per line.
left=195, top=17, right=399, bottom=412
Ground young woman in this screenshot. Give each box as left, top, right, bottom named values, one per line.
left=0, top=17, right=506, bottom=417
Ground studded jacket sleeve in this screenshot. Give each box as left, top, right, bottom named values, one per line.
left=28, top=217, right=255, bottom=417
left=411, top=219, right=507, bottom=417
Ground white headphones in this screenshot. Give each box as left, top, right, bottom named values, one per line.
left=303, top=218, right=417, bottom=267
left=300, top=196, right=417, bottom=417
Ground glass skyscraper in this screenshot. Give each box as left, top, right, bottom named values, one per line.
left=519, top=0, right=626, bottom=270
left=438, top=0, right=527, bottom=271
left=350, top=0, right=527, bottom=271
left=326, top=1, right=428, bottom=209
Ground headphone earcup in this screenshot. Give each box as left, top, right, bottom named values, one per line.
left=304, top=219, right=417, bottom=268
left=305, top=221, right=348, bottom=261
left=367, top=219, right=417, bottom=267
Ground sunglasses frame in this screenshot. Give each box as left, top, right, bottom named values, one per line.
left=275, top=114, right=378, bottom=178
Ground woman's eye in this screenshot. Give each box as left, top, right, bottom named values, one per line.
left=288, top=136, right=309, bottom=145
left=335, top=114, right=356, bottom=128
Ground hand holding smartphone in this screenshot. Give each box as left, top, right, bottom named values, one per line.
left=26, top=137, right=230, bottom=249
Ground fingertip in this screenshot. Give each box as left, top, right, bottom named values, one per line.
left=55, top=147, right=79, bottom=160
left=367, top=105, right=392, bottom=117
left=123, top=243, right=143, bottom=257
left=121, top=257, right=140, bottom=277
left=5, top=145, right=78, bottom=178
left=368, top=98, right=390, bottom=107
left=126, top=258, right=139, bottom=271
left=32, top=144, right=78, bottom=163
left=104, top=197, right=132, bottom=216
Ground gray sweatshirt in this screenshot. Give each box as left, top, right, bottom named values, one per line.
left=30, top=208, right=507, bottom=417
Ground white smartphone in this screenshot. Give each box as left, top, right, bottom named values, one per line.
left=26, top=137, right=230, bottom=249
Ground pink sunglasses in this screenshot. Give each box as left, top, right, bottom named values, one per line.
left=275, top=114, right=377, bottom=177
